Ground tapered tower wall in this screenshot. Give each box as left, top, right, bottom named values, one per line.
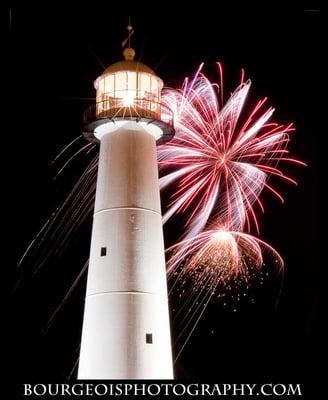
left=78, top=122, right=173, bottom=379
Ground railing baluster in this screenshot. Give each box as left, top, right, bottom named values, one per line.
left=83, top=99, right=174, bottom=130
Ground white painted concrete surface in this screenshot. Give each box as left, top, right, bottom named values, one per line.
left=78, top=121, right=173, bottom=379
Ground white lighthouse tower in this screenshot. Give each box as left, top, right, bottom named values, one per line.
left=77, top=39, right=175, bottom=379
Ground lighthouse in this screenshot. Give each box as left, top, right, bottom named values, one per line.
left=77, top=40, right=175, bottom=379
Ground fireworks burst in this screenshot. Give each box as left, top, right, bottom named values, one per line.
left=167, top=227, right=283, bottom=292
left=167, top=226, right=284, bottom=359
left=158, top=64, right=304, bottom=357
left=159, top=64, right=304, bottom=238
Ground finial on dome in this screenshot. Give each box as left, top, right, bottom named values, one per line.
left=122, top=17, right=135, bottom=61
left=123, top=47, right=135, bottom=61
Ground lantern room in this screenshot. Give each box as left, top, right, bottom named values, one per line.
left=83, top=47, right=174, bottom=144
left=94, top=48, right=163, bottom=119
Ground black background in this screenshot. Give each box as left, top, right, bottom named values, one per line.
left=7, top=5, right=324, bottom=398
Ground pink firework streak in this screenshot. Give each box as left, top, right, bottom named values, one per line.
left=159, top=64, right=305, bottom=238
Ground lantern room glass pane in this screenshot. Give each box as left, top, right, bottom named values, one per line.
left=151, top=76, right=160, bottom=101
left=138, top=74, right=151, bottom=98
left=115, top=72, right=128, bottom=93
left=104, top=75, right=114, bottom=95
left=96, top=77, right=103, bottom=100
left=127, top=71, right=137, bottom=92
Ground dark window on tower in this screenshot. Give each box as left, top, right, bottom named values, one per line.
left=146, top=333, right=153, bottom=344
left=100, top=247, right=107, bottom=256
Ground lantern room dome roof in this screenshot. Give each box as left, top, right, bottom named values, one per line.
left=100, top=47, right=156, bottom=76
left=102, top=60, right=156, bottom=75
left=94, top=47, right=161, bottom=89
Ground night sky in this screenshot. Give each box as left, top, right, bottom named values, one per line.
left=8, top=5, right=323, bottom=398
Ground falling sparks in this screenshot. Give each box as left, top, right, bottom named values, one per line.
left=167, top=228, right=283, bottom=291
left=167, top=226, right=284, bottom=359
